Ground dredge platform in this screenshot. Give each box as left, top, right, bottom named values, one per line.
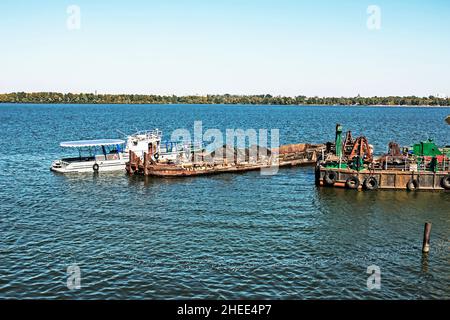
left=315, top=124, right=450, bottom=191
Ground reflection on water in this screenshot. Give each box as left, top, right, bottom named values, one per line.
left=318, top=187, right=450, bottom=211
left=0, top=104, right=449, bottom=299
left=421, top=254, right=430, bottom=273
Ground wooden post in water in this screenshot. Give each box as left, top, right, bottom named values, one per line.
left=422, top=222, right=432, bottom=253
left=128, top=150, right=134, bottom=174
left=143, top=152, right=149, bottom=176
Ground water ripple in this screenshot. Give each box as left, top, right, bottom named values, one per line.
left=0, top=104, right=449, bottom=299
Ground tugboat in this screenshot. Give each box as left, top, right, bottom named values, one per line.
left=315, top=124, right=450, bottom=191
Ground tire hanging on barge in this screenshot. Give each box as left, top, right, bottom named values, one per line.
left=323, top=171, right=337, bottom=186
left=363, top=177, right=378, bottom=190
left=441, top=175, right=450, bottom=190
left=345, top=176, right=360, bottom=190
left=407, top=179, right=419, bottom=191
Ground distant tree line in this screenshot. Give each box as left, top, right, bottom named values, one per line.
left=0, top=92, right=449, bottom=106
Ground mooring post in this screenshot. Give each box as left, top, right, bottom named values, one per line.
left=422, top=222, right=432, bottom=253
left=127, top=150, right=133, bottom=174
left=143, top=152, right=149, bottom=176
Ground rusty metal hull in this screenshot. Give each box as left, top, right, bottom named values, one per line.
left=129, top=159, right=318, bottom=178
left=127, top=144, right=324, bottom=178
left=316, top=166, right=450, bottom=191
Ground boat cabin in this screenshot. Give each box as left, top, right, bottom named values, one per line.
left=51, top=139, right=126, bottom=173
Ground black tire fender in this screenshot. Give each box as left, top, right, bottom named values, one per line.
left=407, top=179, right=419, bottom=191
left=345, top=176, right=360, bottom=190
left=323, top=171, right=337, bottom=186
left=93, top=163, right=100, bottom=172
left=363, top=176, right=379, bottom=190
left=441, top=175, right=450, bottom=190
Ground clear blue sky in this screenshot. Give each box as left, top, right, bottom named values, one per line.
left=0, top=0, right=449, bottom=97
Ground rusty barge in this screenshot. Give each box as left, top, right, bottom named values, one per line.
left=315, top=124, right=450, bottom=191
left=125, top=132, right=325, bottom=177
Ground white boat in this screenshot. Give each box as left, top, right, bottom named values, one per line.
left=51, top=129, right=205, bottom=173
left=124, top=130, right=162, bottom=161
left=125, top=130, right=202, bottom=165
left=51, top=130, right=162, bottom=173
left=50, top=139, right=127, bottom=173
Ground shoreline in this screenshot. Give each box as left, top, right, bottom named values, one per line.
left=1, top=102, right=450, bottom=108
left=2, top=92, right=449, bottom=107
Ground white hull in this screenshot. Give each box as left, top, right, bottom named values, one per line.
left=52, top=130, right=162, bottom=174
left=51, top=156, right=129, bottom=174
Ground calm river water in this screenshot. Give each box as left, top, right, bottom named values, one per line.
left=0, top=104, right=449, bottom=299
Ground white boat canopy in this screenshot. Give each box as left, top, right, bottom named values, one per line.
left=60, top=139, right=125, bottom=148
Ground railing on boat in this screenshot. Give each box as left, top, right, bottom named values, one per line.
left=374, top=156, right=449, bottom=172
left=130, top=129, right=162, bottom=140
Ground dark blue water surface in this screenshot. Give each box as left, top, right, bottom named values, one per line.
left=0, top=104, right=449, bottom=299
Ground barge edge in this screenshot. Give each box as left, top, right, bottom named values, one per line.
left=315, top=167, right=450, bottom=191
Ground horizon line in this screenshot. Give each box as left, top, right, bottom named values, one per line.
left=1, top=92, right=449, bottom=99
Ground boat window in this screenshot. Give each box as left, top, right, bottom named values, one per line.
left=109, top=145, right=118, bottom=154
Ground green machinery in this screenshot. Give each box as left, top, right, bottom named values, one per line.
left=412, top=139, right=442, bottom=157
left=323, top=124, right=348, bottom=169
left=325, top=122, right=449, bottom=173
left=412, top=139, right=450, bottom=158
left=335, top=124, right=343, bottom=158
left=412, top=139, right=450, bottom=173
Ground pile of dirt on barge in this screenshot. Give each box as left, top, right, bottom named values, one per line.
left=126, top=135, right=325, bottom=178
left=316, top=124, right=450, bottom=191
